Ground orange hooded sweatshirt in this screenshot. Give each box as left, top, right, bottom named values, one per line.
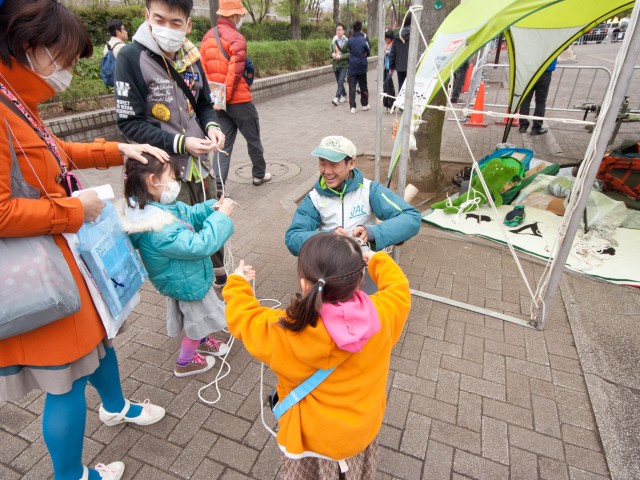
left=0, top=59, right=123, bottom=368
left=222, top=252, right=411, bottom=460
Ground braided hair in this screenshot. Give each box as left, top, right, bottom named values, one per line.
left=281, top=233, right=366, bottom=332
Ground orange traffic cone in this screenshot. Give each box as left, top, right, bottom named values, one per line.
left=461, top=62, right=474, bottom=94
left=496, top=108, right=519, bottom=126
left=465, top=81, right=487, bottom=128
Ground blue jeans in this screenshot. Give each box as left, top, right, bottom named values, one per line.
left=334, top=67, right=347, bottom=99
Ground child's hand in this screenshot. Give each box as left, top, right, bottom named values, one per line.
left=213, top=195, right=234, bottom=216
left=234, top=259, right=256, bottom=282
left=362, top=250, right=375, bottom=265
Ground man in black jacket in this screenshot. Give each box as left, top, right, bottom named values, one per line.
left=347, top=20, right=370, bottom=114
left=389, top=13, right=411, bottom=91
left=115, top=0, right=229, bottom=286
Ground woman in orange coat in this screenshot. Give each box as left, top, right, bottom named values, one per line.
left=0, top=1, right=169, bottom=479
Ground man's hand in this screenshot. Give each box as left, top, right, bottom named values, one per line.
left=118, top=143, right=169, bottom=164
left=185, top=136, right=216, bottom=156
left=352, top=226, right=368, bottom=243
left=207, top=127, right=226, bottom=150
left=333, top=227, right=350, bottom=237
left=233, top=259, right=256, bottom=282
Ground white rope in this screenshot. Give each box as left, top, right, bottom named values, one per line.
left=404, top=17, right=542, bottom=317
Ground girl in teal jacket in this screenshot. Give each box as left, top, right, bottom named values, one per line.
left=121, top=155, right=235, bottom=377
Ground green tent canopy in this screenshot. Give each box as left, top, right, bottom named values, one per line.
left=389, top=0, right=634, bottom=181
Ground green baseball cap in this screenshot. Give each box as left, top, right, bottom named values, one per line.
left=310, top=136, right=357, bottom=162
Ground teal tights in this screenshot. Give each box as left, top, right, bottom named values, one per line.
left=43, top=346, right=142, bottom=480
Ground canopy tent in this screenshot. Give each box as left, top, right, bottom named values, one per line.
left=389, top=0, right=634, bottom=179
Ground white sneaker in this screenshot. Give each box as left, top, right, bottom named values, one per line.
left=79, top=462, right=125, bottom=480
left=99, top=399, right=166, bottom=427
left=339, top=96, right=347, bottom=103
left=253, top=172, right=272, bottom=186
left=350, top=108, right=356, bottom=114
left=332, top=97, right=339, bottom=106
left=362, top=105, right=370, bottom=111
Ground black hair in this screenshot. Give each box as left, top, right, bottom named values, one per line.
left=281, top=234, right=366, bottom=332
left=336, top=23, right=344, bottom=29
left=124, top=153, right=179, bottom=209
left=146, top=0, right=193, bottom=18
left=353, top=20, right=363, bottom=32
left=385, top=29, right=395, bottom=40
left=0, top=0, right=93, bottom=68
left=107, top=18, right=124, bottom=37
left=404, top=12, right=412, bottom=26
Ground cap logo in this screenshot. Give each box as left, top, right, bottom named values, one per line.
left=324, top=137, right=342, bottom=148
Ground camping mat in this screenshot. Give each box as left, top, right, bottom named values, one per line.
left=422, top=205, right=640, bottom=287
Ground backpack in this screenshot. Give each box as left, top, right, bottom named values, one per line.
left=100, top=42, right=122, bottom=87
left=597, top=141, right=640, bottom=199
left=212, top=27, right=254, bottom=87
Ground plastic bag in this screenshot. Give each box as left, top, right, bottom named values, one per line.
left=68, top=201, right=147, bottom=338
left=582, top=190, right=628, bottom=228
left=548, top=177, right=574, bottom=197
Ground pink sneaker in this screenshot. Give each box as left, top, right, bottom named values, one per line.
left=174, top=353, right=215, bottom=377
left=197, top=337, right=230, bottom=357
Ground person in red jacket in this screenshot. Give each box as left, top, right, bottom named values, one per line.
left=200, top=0, right=271, bottom=190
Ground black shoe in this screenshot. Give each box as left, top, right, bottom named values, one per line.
left=530, top=128, right=548, bottom=136
left=518, top=124, right=528, bottom=134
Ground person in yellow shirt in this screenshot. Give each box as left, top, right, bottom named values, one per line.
left=222, top=233, right=411, bottom=478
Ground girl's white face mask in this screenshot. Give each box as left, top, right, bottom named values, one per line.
left=26, top=47, right=73, bottom=93
left=150, top=23, right=188, bottom=53
left=155, top=180, right=181, bottom=204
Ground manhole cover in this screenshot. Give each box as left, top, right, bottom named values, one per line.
left=227, top=160, right=301, bottom=184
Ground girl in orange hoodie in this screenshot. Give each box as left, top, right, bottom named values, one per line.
left=222, top=233, right=411, bottom=479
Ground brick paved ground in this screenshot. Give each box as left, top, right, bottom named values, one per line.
left=1, top=42, right=633, bottom=479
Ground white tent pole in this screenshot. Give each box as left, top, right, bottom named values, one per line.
left=397, top=0, right=423, bottom=198
left=535, top=3, right=640, bottom=329
left=374, top=0, right=386, bottom=183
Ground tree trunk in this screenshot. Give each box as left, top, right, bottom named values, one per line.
left=367, top=0, right=378, bottom=38
left=333, top=0, right=340, bottom=25
left=410, top=0, right=461, bottom=191
left=290, top=0, right=302, bottom=40
left=209, top=0, right=218, bottom=26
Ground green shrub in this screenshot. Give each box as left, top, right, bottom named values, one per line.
left=241, top=21, right=335, bottom=42
left=69, top=1, right=144, bottom=47
left=248, top=39, right=331, bottom=77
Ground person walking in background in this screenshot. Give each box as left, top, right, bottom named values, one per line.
left=347, top=20, right=370, bottom=114
left=104, top=18, right=128, bottom=59
left=518, top=58, right=557, bottom=135
left=115, top=0, right=230, bottom=288
left=449, top=59, right=469, bottom=104
left=223, top=233, right=411, bottom=479
left=383, top=29, right=396, bottom=112
left=121, top=155, right=235, bottom=377
left=0, top=2, right=168, bottom=479
left=200, top=0, right=272, bottom=189
left=330, top=23, right=349, bottom=106
left=389, top=12, right=412, bottom=92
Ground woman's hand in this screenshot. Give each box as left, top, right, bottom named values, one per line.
left=362, top=250, right=375, bottom=265
left=119, top=143, right=169, bottom=164
left=234, top=259, right=256, bottom=282
left=78, top=190, right=105, bottom=222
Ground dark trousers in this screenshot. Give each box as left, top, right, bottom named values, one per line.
left=214, top=102, right=267, bottom=184
left=334, top=67, right=347, bottom=99
left=519, top=70, right=553, bottom=130
left=177, top=174, right=225, bottom=270
left=348, top=73, right=369, bottom=108
left=383, top=70, right=395, bottom=109
left=451, top=60, right=469, bottom=101
left=397, top=71, right=407, bottom=92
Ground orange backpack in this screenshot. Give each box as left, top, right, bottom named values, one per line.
left=597, top=142, right=640, bottom=199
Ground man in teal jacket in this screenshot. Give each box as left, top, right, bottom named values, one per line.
left=285, top=136, right=420, bottom=291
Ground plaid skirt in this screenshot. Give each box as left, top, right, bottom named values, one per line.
left=279, top=439, right=378, bottom=480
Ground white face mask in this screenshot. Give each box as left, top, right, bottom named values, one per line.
left=155, top=180, right=181, bottom=204
left=236, top=17, right=244, bottom=28
left=26, top=48, right=74, bottom=93
left=150, top=22, right=188, bottom=53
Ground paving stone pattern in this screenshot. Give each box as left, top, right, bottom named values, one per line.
left=0, top=44, right=622, bottom=479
